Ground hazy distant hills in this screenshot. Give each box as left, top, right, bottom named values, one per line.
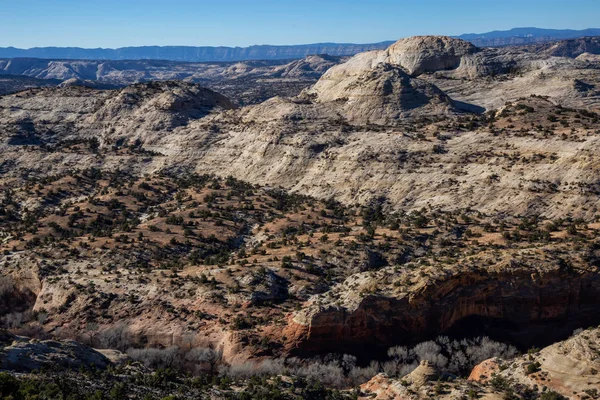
left=0, top=28, right=598, bottom=62
left=457, top=27, right=600, bottom=46
left=0, top=42, right=395, bottom=62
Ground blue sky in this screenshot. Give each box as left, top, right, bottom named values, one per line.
left=1, top=0, right=598, bottom=48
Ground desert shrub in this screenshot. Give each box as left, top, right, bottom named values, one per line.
left=127, top=345, right=226, bottom=377
left=185, top=347, right=223, bottom=375
left=413, top=340, right=448, bottom=368
left=346, top=361, right=380, bottom=386
left=539, top=391, right=567, bottom=400
left=0, top=373, right=63, bottom=400
left=490, top=374, right=511, bottom=391
left=526, top=361, right=541, bottom=375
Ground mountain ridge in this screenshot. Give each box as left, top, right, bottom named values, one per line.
left=1, top=28, right=599, bottom=62
left=0, top=42, right=395, bottom=62
left=457, top=27, right=600, bottom=46
left=458, top=27, right=600, bottom=40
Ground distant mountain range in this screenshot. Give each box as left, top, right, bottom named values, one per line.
left=456, top=27, right=600, bottom=47
left=0, top=42, right=395, bottom=63
left=0, top=28, right=598, bottom=62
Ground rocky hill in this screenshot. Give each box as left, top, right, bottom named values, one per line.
left=539, top=36, right=600, bottom=58
left=0, top=330, right=111, bottom=372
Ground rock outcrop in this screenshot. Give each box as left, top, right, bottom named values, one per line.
left=284, top=249, right=600, bottom=356
left=58, top=77, right=118, bottom=90
left=469, top=327, right=600, bottom=399
left=358, top=328, right=600, bottom=399
left=302, top=36, right=480, bottom=122
left=0, top=330, right=111, bottom=372
left=360, top=327, right=600, bottom=399
left=305, top=61, right=457, bottom=123
left=403, top=360, right=439, bottom=387
left=272, top=54, right=345, bottom=78
left=386, top=36, right=479, bottom=76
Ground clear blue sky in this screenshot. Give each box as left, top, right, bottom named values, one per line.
left=1, top=0, right=598, bottom=48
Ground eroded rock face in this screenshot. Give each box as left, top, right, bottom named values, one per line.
left=468, top=358, right=500, bottom=382
left=284, top=254, right=600, bottom=356
left=403, top=360, right=439, bottom=387
left=0, top=255, right=42, bottom=318
left=386, top=36, right=479, bottom=76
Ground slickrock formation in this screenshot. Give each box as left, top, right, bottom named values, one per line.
left=0, top=53, right=341, bottom=84
left=2, top=37, right=600, bottom=217
left=402, top=360, right=439, bottom=387
left=469, top=327, right=600, bottom=399
left=0, top=330, right=111, bottom=372
left=86, top=81, right=234, bottom=137
left=386, top=36, right=479, bottom=76
left=541, top=36, right=600, bottom=58
left=305, top=62, right=457, bottom=123
left=0, top=55, right=346, bottom=105
left=302, top=36, right=480, bottom=122
left=272, top=54, right=346, bottom=78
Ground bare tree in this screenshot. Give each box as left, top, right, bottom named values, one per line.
left=98, top=323, right=131, bottom=351
left=189, top=345, right=223, bottom=375
left=85, top=322, right=100, bottom=347
left=180, top=333, right=197, bottom=350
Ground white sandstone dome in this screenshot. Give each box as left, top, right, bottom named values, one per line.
left=386, top=35, right=479, bottom=76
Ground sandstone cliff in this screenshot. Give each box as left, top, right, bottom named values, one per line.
left=284, top=246, right=600, bottom=356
